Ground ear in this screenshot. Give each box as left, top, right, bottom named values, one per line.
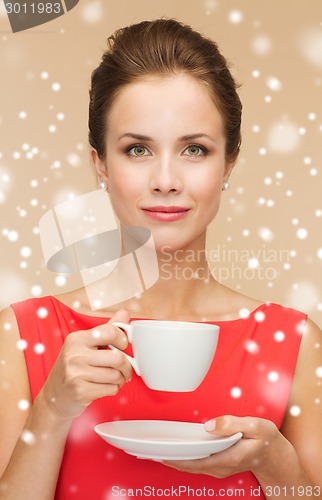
left=223, top=159, right=236, bottom=183
left=91, top=149, right=109, bottom=184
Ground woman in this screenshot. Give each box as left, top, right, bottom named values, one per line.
left=0, top=19, right=321, bottom=499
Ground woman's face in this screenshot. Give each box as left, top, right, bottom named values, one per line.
left=93, top=73, right=234, bottom=253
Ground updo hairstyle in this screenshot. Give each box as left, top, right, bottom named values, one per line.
left=89, top=18, right=242, bottom=163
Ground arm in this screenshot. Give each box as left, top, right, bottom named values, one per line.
left=279, top=318, right=322, bottom=493
left=0, top=307, right=132, bottom=500
left=161, top=319, right=322, bottom=499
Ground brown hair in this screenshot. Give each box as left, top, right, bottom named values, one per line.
left=89, top=18, right=242, bottom=163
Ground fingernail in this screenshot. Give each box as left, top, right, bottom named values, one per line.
left=204, top=420, right=216, bottom=431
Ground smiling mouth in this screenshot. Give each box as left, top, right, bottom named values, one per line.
left=142, top=206, right=190, bottom=221
left=143, top=206, right=189, bottom=213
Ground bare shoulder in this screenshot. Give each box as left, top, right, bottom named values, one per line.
left=210, top=284, right=264, bottom=320
left=0, top=306, right=24, bottom=362
left=53, top=289, right=93, bottom=314
left=0, top=307, right=31, bottom=475
left=53, top=288, right=119, bottom=317
left=292, top=317, right=322, bottom=388
left=281, top=318, right=322, bottom=485
left=53, top=288, right=85, bottom=308
left=0, top=306, right=31, bottom=403
left=282, top=318, right=321, bottom=411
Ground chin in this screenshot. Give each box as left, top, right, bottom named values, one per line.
left=154, top=239, right=196, bottom=255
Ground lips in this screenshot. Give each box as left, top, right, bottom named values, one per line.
left=144, top=206, right=189, bottom=213
left=142, top=206, right=190, bottom=221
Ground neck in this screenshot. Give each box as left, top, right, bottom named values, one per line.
left=81, top=230, right=225, bottom=320
left=126, top=237, right=221, bottom=320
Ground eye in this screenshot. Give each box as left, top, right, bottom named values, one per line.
left=183, top=145, right=208, bottom=157
left=127, top=145, right=150, bottom=157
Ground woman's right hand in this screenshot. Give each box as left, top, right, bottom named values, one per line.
left=38, top=309, right=132, bottom=423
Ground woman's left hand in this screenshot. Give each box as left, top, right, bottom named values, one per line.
left=160, top=415, right=293, bottom=479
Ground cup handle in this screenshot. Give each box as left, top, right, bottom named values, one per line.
left=109, top=322, right=141, bottom=376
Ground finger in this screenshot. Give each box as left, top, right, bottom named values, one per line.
left=161, top=456, right=212, bottom=472
left=84, top=380, right=122, bottom=399
left=160, top=450, right=237, bottom=476
left=107, top=309, right=131, bottom=324
left=93, top=325, right=129, bottom=350
left=84, top=365, right=129, bottom=386
left=69, top=310, right=131, bottom=349
left=87, top=348, right=129, bottom=368
left=161, top=444, right=244, bottom=478
left=204, top=415, right=272, bottom=439
left=68, top=324, right=122, bottom=349
left=95, top=309, right=131, bottom=349
left=87, top=349, right=133, bottom=381
left=86, top=322, right=128, bottom=350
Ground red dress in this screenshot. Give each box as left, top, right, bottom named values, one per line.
left=11, top=297, right=306, bottom=500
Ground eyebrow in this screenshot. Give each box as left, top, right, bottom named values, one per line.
left=178, top=134, right=217, bottom=144
left=117, top=133, right=153, bottom=142
left=117, top=133, right=217, bottom=143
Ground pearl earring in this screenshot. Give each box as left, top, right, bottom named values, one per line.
left=223, top=181, right=230, bottom=191
left=99, top=181, right=107, bottom=190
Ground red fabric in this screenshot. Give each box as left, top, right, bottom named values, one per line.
left=11, top=297, right=306, bottom=500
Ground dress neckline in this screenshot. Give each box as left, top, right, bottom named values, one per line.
left=49, top=295, right=269, bottom=324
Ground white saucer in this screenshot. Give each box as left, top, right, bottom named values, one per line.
left=94, top=420, right=242, bottom=460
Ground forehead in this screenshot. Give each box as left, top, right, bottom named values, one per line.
left=106, top=73, right=225, bottom=140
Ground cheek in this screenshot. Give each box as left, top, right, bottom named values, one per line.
left=191, top=173, right=223, bottom=202
left=108, top=165, right=139, bottom=198
left=107, top=169, right=142, bottom=222
left=109, top=184, right=132, bottom=213
left=192, top=174, right=223, bottom=221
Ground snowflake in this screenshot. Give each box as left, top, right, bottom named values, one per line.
left=18, top=399, right=30, bottom=410
left=239, top=308, right=250, bottom=319
left=266, top=76, right=282, bottom=92
left=80, top=1, right=103, bottom=24
left=37, top=307, right=48, bottom=318
left=289, top=405, right=301, bottom=417
left=248, top=258, right=259, bottom=269
left=267, top=120, right=300, bottom=153
left=20, top=246, right=31, bottom=258
left=21, top=430, right=36, bottom=445
left=274, top=331, right=285, bottom=342
left=267, top=371, right=279, bottom=383
left=244, top=340, right=260, bottom=354
left=299, top=28, right=322, bottom=69
left=252, top=35, right=272, bottom=55
left=52, top=82, right=61, bottom=92
left=34, top=343, right=45, bottom=354
left=254, top=311, right=265, bottom=322
left=231, top=387, right=242, bottom=398
left=16, top=339, right=28, bottom=351
left=296, top=228, right=308, bottom=240
left=31, top=285, right=42, bottom=296
left=258, top=227, right=274, bottom=242
left=55, top=275, right=66, bottom=286
left=228, top=10, right=243, bottom=24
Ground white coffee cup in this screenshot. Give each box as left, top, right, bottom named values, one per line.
left=111, top=320, right=219, bottom=392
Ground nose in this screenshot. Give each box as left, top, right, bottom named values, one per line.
left=149, top=155, right=183, bottom=195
